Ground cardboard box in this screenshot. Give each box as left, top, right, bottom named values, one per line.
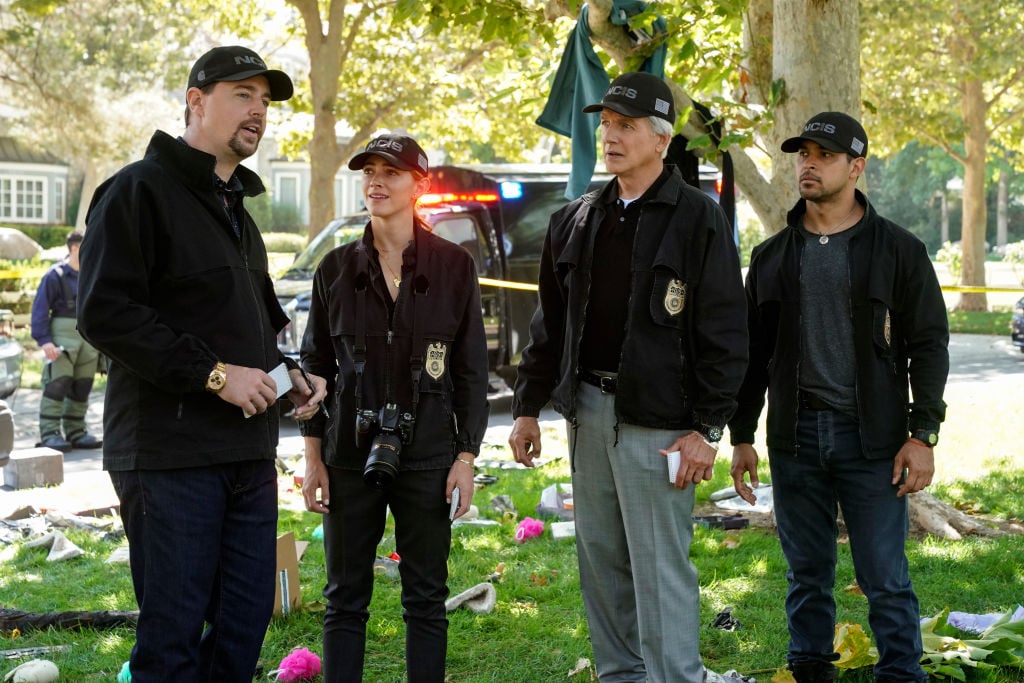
left=273, top=532, right=309, bottom=616
left=3, top=447, right=64, bottom=489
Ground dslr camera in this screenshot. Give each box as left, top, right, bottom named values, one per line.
left=355, top=402, right=416, bottom=489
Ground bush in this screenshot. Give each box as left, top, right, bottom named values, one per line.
left=262, top=232, right=306, bottom=255
left=935, top=241, right=962, bottom=283
left=1002, top=240, right=1024, bottom=286
left=7, top=224, right=74, bottom=249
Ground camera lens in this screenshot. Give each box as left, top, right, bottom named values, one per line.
left=363, top=432, right=402, bottom=489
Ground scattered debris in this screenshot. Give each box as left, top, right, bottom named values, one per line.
left=514, top=517, right=544, bottom=543
left=23, top=531, right=83, bottom=562
left=0, top=608, right=137, bottom=633
left=536, top=483, right=574, bottom=520
left=710, top=607, right=742, bottom=631
left=445, top=582, right=496, bottom=614
left=490, top=495, right=518, bottom=520
left=567, top=657, right=593, bottom=679
left=3, top=658, right=58, bottom=683
left=694, top=515, right=749, bottom=530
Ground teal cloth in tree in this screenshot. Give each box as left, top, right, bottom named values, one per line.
left=536, top=1, right=669, bottom=199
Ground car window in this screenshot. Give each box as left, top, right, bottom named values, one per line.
left=284, top=216, right=365, bottom=276
left=431, top=215, right=485, bottom=269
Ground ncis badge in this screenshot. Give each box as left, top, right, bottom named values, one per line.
left=426, top=342, right=448, bottom=380
left=664, top=279, right=686, bottom=316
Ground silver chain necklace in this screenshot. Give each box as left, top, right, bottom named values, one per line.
left=814, top=204, right=857, bottom=245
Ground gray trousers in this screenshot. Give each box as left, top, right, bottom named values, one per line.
left=569, top=382, right=704, bottom=683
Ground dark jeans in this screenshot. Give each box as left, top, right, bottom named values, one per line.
left=768, top=409, right=927, bottom=683
left=321, top=466, right=451, bottom=683
left=111, top=460, right=279, bottom=683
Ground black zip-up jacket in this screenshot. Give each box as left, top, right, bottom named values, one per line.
left=298, top=222, right=489, bottom=471
left=512, top=168, right=748, bottom=434
left=78, top=131, right=290, bottom=471
left=728, top=191, right=949, bottom=458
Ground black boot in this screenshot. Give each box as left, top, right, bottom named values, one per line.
left=789, top=662, right=839, bottom=683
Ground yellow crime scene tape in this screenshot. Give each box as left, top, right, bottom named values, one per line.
left=940, top=285, right=1024, bottom=294
left=478, top=277, right=539, bottom=292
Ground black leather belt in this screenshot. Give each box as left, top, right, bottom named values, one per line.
left=799, top=391, right=831, bottom=411
left=578, top=369, right=617, bottom=394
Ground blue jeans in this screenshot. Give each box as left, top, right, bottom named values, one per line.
left=320, top=466, right=451, bottom=683
left=111, top=460, right=279, bottom=683
left=768, top=409, right=927, bottom=683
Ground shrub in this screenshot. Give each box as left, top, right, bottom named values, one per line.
left=1002, top=240, right=1024, bottom=286
left=7, top=224, right=74, bottom=249
left=935, top=241, right=962, bottom=283
left=262, top=232, right=306, bottom=255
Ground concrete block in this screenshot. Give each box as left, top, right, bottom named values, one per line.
left=3, top=447, right=64, bottom=489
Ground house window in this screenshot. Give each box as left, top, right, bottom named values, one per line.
left=276, top=174, right=300, bottom=208
left=55, top=178, right=66, bottom=223
left=0, top=177, right=45, bottom=222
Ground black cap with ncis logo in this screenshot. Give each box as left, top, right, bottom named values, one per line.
left=187, top=46, right=294, bottom=101
left=348, top=134, right=430, bottom=177
left=582, top=72, right=676, bottom=125
left=781, top=111, right=868, bottom=158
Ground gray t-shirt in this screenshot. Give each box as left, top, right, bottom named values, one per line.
left=798, top=220, right=864, bottom=416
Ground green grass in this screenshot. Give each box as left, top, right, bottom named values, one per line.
left=3, top=446, right=1024, bottom=681
left=947, top=309, right=1014, bottom=335
left=2, top=321, right=1023, bottom=681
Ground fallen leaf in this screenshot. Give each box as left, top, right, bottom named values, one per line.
left=568, top=657, right=592, bottom=677
left=770, top=669, right=796, bottom=683
left=720, top=536, right=741, bottom=549
left=843, top=581, right=864, bottom=596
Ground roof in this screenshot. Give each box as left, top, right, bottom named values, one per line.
left=0, top=137, right=65, bottom=166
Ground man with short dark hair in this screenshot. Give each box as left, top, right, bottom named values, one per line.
left=31, top=229, right=101, bottom=452
left=79, top=46, right=325, bottom=683
left=510, top=72, right=748, bottom=682
left=729, top=112, right=948, bottom=683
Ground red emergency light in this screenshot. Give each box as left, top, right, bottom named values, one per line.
left=418, top=191, right=499, bottom=206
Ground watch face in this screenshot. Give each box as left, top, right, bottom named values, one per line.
left=704, top=425, right=723, bottom=442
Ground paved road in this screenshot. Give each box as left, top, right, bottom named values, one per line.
left=1, top=333, right=1019, bottom=516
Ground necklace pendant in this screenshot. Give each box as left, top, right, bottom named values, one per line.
left=818, top=234, right=829, bottom=245
left=392, top=277, right=401, bottom=287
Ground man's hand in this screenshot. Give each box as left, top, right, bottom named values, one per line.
left=893, top=440, right=935, bottom=497
left=302, top=437, right=330, bottom=514
left=286, top=369, right=328, bottom=421
left=730, top=443, right=761, bottom=505
left=219, top=364, right=277, bottom=416
left=509, top=417, right=542, bottom=468
left=41, top=342, right=62, bottom=362
left=659, top=431, right=716, bottom=489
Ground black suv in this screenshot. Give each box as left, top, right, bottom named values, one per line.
left=274, top=163, right=722, bottom=396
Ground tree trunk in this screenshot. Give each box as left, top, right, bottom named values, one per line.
left=996, top=171, right=1008, bottom=248
left=75, top=158, right=101, bottom=232
left=956, top=79, right=989, bottom=311
left=908, top=490, right=1000, bottom=539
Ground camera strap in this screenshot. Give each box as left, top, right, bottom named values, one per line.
left=352, top=248, right=370, bottom=412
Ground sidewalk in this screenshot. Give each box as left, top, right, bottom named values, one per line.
left=0, top=388, right=114, bottom=518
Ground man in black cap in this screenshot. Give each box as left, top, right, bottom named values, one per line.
left=729, top=112, right=948, bottom=683
left=79, top=46, right=326, bottom=682
left=510, top=72, right=748, bottom=682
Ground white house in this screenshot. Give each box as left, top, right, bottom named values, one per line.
left=0, top=137, right=68, bottom=225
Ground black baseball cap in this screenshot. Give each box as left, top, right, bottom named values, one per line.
left=582, top=72, right=676, bottom=124
left=66, top=230, right=84, bottom=246
left=348, top=135, right=429, bottom=177
left=781, top=111, right=868, bottom=158
left=187, top=46, right=293, bottom=101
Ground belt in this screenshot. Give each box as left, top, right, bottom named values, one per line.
left=578, top=369, right=617, bottom=394
left=799, top=391, right=831, bottom=411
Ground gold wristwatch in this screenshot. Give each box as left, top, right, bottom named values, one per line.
left=205, top=361, right=227, bottom=393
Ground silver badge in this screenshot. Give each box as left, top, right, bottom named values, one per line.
left=884, top=310, right=891, bottom=346
left=664, top=279, right=686, bottom=316
left=426, top=342, right=447, bottom=380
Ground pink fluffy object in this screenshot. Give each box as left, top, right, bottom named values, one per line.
left=270, top=647, right=322, bottom=682
left=515, top=517, right=545, bottom=543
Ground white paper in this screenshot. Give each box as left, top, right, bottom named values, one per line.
left=449, top=487, right=460, bottom=521
left=244, top=363, right=293, bottom=418
left=666, top=450, right=680, bottom=483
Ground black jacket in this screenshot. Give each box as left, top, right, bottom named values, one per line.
left=512, top=168, right=748, bottom=434
left=299, top=222, right=490, bottom=471
left=79, top=131, right=290, bottom=471
left=728, top=191, right=949, bottom=458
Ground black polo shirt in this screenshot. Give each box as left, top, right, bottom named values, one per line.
left=579, top=167, right=671, bottom=372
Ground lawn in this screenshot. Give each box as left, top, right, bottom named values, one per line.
left=2, top=333, right=1023, bottom=681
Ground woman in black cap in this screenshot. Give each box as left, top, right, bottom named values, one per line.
left=299, top=133, right=490, bottom=682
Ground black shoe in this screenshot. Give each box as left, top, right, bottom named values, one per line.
left=69, top=433, right=103, bottom=449
left=37, top=434, right=72, bottom=452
